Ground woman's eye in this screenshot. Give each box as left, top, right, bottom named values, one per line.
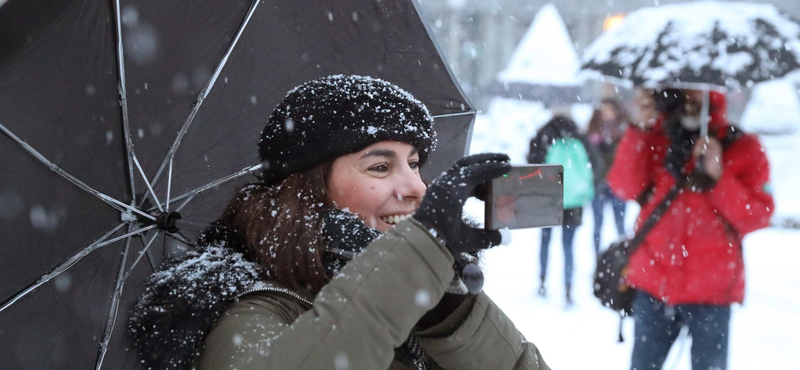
left=368, top=164, right=389, bottom=172
left=408, top=160, right=420, bottom=170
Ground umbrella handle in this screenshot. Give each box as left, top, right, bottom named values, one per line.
left=696, top=154, right=706, bottom=175
left=700, top=87, right=710, bottom=138
left=696, top=88, right=710, bottom=174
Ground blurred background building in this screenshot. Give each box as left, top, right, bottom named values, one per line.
left=416, top=0, right=800, bottom=118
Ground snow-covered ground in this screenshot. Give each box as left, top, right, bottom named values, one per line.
left=466, top=109, right=800, bottom=370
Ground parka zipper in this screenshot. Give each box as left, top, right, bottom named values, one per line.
left=237, top=286, right=314, bottom=307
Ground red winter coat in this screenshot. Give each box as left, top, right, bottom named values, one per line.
left=608, top=92, right=774, bottom=305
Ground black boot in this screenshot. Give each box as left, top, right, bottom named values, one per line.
left=537, top=277, right=546, bottom=297
left=565, top=284, right=573, bottom=306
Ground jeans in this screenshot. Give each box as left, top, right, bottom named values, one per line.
left=539, top=224, right=577, bottom=287
left=591, top=183, right=626, bottom=254
left=630, top=291, right=731, bottom=370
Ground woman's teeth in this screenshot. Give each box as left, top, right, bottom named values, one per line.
left=380, top=214, right=410, bottom=224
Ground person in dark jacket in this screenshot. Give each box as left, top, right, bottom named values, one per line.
left=586, top=98, right=628, bottom=254
left=609, top=88, right=774, bottom=370
left=527, top=115, right=601, bottom=305
left=128, top=75, right=550, bottom=370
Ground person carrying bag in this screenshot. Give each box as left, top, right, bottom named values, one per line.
left=593, top=179, right=684, bottom=339
left=602, top=88, right=773, bottom=370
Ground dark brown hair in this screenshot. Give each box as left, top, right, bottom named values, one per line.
left=212, top=162, right=334, bottom=293
left=587, top=98, right=629, bottom=138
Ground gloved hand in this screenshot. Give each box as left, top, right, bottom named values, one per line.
left=414, top=153, right=511, bottom=256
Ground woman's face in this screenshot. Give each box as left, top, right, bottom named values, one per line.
left=631, top=88, right=657, bottom=127
left=328, top=140, right=427, bottom=232
left=599, top=103, right=618, bottom=122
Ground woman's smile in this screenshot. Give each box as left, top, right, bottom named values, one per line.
left=378, top=213, right=413, bottom=226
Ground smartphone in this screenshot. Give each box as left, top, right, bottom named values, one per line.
left=485, top=164, right=564, bottom=230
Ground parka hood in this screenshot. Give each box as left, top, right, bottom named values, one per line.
left=128, top=208, right=379, bottom=370
left=128, top=241, right=267, bottom=370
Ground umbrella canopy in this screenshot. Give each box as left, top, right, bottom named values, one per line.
left=581, top=1, right=800, bottom=90
left=0, top=0, right=474, bottom=368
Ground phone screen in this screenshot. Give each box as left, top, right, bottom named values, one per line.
left=485, top=164, right=564, bottom=230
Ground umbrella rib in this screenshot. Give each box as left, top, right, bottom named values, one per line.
left=132, top=154, right=163, bottom=212
left=145, top=245, right=158, bottom=271
left=112, top=0, right=138, bottom=206
left=147, top=0, right=262, bottom=194
left=122, top=231, right=161, bottom=283
left=0, top=223, right=158, bottom=313
left=171, top=163, right=262, bottom=212
left=0, top=122, right=156, bottom=222
left=431, top=111, right=477, bottom=119
left=95, top=226, right=135, bottom=370
left=136, top=232, right=161, bottom=271
left=169, top=231, right=198, bottom=248
left=166, top=157, right=173, bottom=211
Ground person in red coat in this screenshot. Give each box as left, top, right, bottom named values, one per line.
left=609, top=88, right=774, bottom=370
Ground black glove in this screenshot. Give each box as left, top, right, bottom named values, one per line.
left=414, top=153, right=511, bottom=256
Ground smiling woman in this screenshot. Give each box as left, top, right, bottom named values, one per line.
left=329, top=141, right=426, bottom=232
left=128, top=75, right=550, bottom=370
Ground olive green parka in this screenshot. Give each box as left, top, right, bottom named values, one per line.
left=198, top=218, right=549, bottom=370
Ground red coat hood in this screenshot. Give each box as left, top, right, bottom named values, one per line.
left=651, top=90, right=730, bottom=139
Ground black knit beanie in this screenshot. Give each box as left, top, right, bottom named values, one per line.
left=258, top=75, right=437, bottom=183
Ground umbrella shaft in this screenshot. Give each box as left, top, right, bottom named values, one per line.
left=701, top=88, right=710, bottom=138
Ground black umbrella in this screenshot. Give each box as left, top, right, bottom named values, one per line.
left=580, top=0, right=800, bottom=135
left=0, top=0, right=474, bottom=368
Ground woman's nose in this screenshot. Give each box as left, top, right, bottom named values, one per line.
left=396, top=170, right=426, bottom=202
